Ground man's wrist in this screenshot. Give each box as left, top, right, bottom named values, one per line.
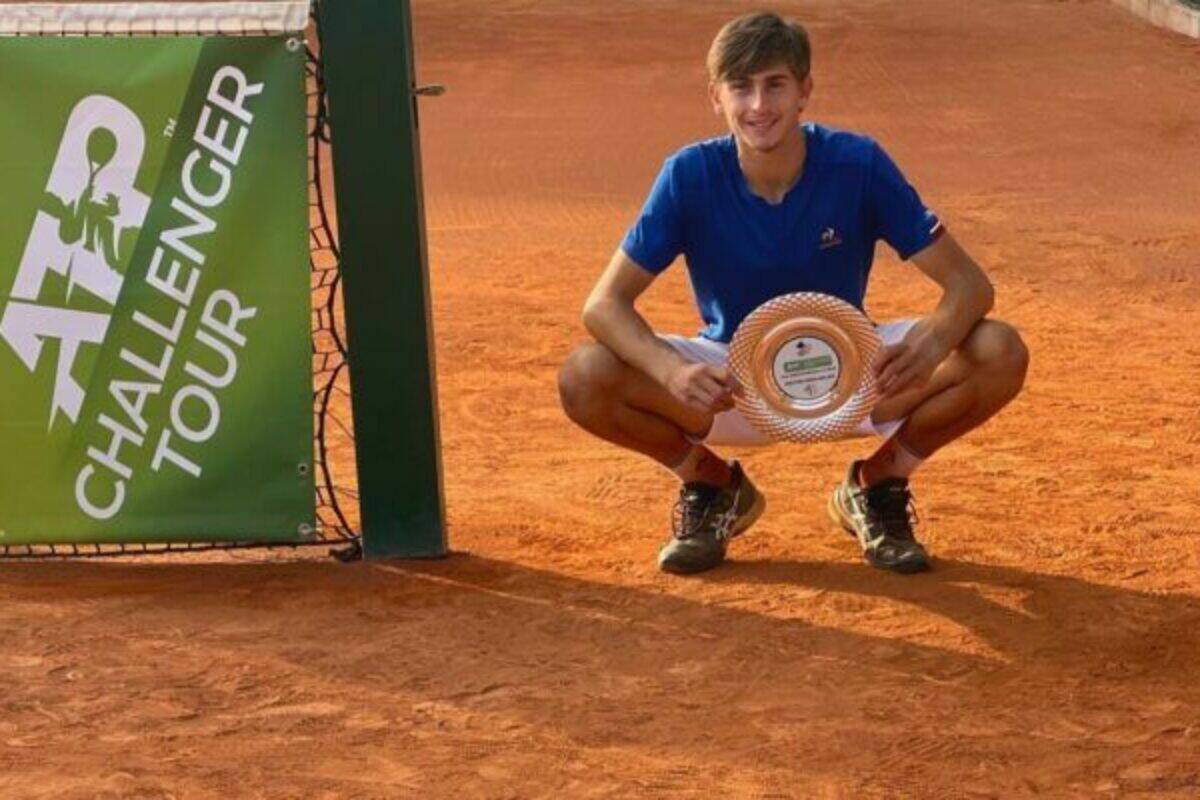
left=920, top=313, right=968, bottom=357
left=648, top=348, right=688, bottom=386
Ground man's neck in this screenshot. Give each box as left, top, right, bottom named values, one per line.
left=736, top=125, right=807, bottom=205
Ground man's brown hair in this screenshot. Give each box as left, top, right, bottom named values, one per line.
left=706, top=12, right=811, bottom=84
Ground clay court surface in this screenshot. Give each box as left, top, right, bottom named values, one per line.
left=3, top=0, right=1200, bottom=797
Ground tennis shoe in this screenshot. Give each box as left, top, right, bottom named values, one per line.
left=828, top=460, right=930, bottom=574
left=658, top=461, right=764, bottom=575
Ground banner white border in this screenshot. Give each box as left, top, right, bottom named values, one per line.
left=0, top=2, right=310, bottom=35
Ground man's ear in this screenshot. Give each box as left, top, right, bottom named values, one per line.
left=801, top=73, right=814, bottom=105
left=708, top=81, right=723, bottom=116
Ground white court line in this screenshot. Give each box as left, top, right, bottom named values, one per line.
left=372, top=562, right=721, bottom=640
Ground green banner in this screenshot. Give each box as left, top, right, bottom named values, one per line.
left=0, top=37, right=314, bottom=544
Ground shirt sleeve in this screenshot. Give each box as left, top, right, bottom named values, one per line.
left=619, top=156, right=686, bottom=275
left=866, top=141, right=943, bottom=260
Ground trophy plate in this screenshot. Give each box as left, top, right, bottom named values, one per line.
left=728, top=293, right=883, bottom=443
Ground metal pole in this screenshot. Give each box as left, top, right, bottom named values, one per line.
left=318, top=0, right=447, bottom=559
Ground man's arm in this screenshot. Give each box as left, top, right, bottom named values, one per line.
left=875, top=231, right=995, bottom=398
left=583, top=248, right=734, bottom=412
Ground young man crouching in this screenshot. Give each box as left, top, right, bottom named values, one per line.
left=558, top=12, right=1028, bottom=575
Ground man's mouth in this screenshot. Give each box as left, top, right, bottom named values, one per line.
left=744, top=118, right=776, bottom=135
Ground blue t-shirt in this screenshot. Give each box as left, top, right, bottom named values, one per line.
left=620, top=123, right=942, bottom=343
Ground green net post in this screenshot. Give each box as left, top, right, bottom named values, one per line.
left=318, top=0, right=447, bottom=559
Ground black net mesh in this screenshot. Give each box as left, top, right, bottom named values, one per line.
left=0, top=1, right=361, bottom=559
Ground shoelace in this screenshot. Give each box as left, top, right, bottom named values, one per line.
left=671, top=487, right=713, bottom=540
left=671, top=484, right=723, bottom=540
left=865, top=482, right=919, bottom=541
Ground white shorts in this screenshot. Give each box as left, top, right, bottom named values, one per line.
left=661, top=319, right=918, bottom=447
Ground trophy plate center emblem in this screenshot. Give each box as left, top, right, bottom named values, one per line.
left=729, top=293, right=883, bottom=442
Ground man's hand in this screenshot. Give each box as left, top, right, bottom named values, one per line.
left=874, top=231, right=994, bottom=400
left=665, top=362, right=736, bottom=414
left=874, top=323, right=949, bottom=399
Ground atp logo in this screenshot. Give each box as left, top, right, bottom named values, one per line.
left=0, top=96, right=151, bottom=429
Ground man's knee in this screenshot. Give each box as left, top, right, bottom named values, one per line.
left=557, top=342, right=624, bottom=423
left=964, top=319, right=1029, bottom=394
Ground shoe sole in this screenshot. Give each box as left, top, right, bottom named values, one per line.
left=826, top=489, right=930, bottom=575
left=658, top=555, right=722, bottom=575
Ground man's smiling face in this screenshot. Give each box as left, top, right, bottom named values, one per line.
left=710, top=64, right=812, bottom=154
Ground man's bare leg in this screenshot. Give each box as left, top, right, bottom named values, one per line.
left=829, top=319, right=1028, bottom=573
left=557, top=341, right=731, bottom=487
left=862, top=319, right=1030, bottom=485
left=558, top=341, right=767, bottom=574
